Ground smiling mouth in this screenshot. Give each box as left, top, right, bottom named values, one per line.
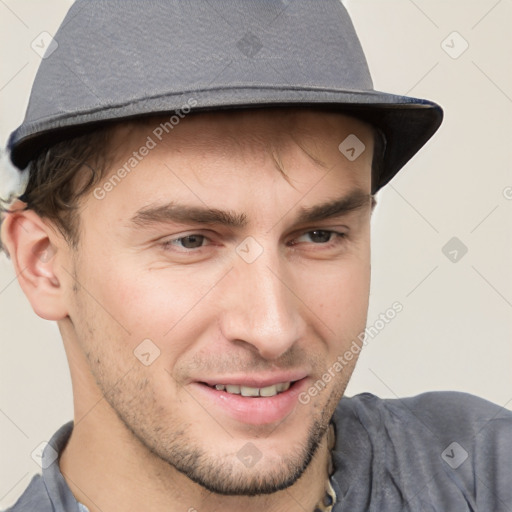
left=203, top=381, right=294, bottom=397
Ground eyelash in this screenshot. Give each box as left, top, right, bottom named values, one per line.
left=160, top=230, right=347, bottom=252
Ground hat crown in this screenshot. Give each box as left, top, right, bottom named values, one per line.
left=20, top=0, right=373, bottom=128
left=8, top=0, right=442, bottom=192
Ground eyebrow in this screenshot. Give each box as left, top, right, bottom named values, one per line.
left=129, top=190, right=373, bottom=229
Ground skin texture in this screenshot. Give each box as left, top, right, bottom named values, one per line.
left=2, top=108, right=374, bottom=512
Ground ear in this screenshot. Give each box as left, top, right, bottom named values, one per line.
left=1, top=201, right=70, bottom=320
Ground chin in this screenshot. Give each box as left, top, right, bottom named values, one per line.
left=166, top=417, right=327, bottom=496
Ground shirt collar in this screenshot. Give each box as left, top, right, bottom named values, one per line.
left=42, top=421, right=87, bottom=512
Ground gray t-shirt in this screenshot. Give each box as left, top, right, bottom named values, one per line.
left=5, top=392, right=512, bottom=511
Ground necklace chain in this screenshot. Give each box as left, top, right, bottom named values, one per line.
left=313, top=423, right=337, bottom=512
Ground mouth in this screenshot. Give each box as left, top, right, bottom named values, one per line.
left=191, top=377, right=308, bottom=426
left=204, top=381, right=292, bottom=397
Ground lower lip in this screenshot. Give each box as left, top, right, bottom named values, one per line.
left=191, top=380, right=308, bottom=426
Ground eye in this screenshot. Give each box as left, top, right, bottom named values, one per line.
left=163, top=234, right=207, bottom=250
left=293, top=230, right=343, bottom=244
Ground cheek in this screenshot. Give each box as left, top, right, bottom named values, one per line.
left=297, top=258, right=370, bottom=412
left=298, top=254, right=371, bottom=339
left=79, top=254, right=225, bottom=361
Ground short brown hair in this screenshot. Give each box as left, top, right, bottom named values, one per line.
left=1, top=127, right=112, bottom=252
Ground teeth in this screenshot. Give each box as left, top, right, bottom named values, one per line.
left=241, top=386, right=260, bottom=397
left=212, top=382, right=292, bottom=397
left=259, top=384, right=278, bottom=397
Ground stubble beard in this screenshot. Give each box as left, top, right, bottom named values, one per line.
left=101, top=377, right=334, bottom=496
left=72, top=267, right=347, bottom=497
left=80, top=332, right=347, bottom=498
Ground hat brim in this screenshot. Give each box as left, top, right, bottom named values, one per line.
left=8, top=86, right=442, bottom=192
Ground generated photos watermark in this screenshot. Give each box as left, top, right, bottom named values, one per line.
left=93, top=98, right=197, bottom=200
left=299, top=301, right=403, bottom=404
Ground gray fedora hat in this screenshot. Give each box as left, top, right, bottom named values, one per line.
left=8, top=0, right=443, bottom=192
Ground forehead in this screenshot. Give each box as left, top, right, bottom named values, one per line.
left=89, top=108, right=374, bottom=220
left=109, top=107, right=374, bottom=162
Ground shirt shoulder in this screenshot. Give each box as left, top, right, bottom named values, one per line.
left=4, top=422, right=82, bottom=512
left=338, top=390, right=512, bottom=440
left=3, top=475, right=53, bottom=512
left=332, top=391, right=512, bottom=511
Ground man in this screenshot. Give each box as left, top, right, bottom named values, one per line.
left=1, top=1, right=511, bottom=511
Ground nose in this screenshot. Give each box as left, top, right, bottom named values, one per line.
left=218, top=249, right=306, bottom=360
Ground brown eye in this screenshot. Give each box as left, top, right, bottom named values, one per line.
left=307, top=230, right=333, bottom=243
left=162, top=234, right=208, bottom=251
left=290, top=230, right=346, bottom=247
left=294, top=230, right=336, bottom=244
left=178, top=235, right=206, bottom=249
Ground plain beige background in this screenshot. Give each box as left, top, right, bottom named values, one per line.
left=1, top=0, right=511, bottom=508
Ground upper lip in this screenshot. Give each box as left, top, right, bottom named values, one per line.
left=195, top=371, right=309, bottom=389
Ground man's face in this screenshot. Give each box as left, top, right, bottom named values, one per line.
left=63, top=108, right=374, bottom=494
